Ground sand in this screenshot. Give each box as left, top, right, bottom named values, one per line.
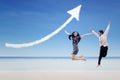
left=0, top=71, right=120, bottom=80
left=0, top=59, right=120, bottom=80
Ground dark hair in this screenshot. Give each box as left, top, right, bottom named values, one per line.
left=99, top=30, right=104, bottom=34
left=69, top=31, right=81, bottom=40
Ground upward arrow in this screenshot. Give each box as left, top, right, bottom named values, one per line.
left=67, top=5, right=81, bottom=21
left=5, top=5, right=82, bottom=48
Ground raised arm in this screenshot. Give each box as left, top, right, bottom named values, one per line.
left=104, top=21, right=110, bottom=36
left=64, top=30, right=71, bottom=35
left=81, top=32, right=92, bottom=38
left=91, top=30, right=99, bottom=38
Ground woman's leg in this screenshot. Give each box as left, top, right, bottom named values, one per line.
left=72, top=54, right=86, bottom=60
left=72, top=44, right=86, bottom=60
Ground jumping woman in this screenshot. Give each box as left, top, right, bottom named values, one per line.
left=65, top=30, right=92, bottom=60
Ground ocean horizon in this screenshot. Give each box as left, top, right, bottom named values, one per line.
left=0, top=56, right=120, bottom=59
left=0, top=56, right=120, bottom=71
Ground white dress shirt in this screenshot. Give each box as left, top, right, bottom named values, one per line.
left=92, top=24, right=110, bottom=47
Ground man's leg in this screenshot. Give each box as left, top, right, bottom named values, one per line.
left=98, top=46, right=104, bottom=66
left=102, top=46, right=108, bottom=57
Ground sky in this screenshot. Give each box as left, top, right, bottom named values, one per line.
left=0, top=0, right=120, bottom=57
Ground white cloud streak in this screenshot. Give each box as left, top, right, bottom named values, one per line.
left=5, top=5, right=81, bottom=48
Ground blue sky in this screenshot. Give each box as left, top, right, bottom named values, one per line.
left=0, top=0, right=120, bottom=57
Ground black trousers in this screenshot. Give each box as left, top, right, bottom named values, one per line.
left=98, top=46, right=108, bottom=65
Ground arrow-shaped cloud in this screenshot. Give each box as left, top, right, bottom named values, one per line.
left=5, top=5, right=82, bottom=48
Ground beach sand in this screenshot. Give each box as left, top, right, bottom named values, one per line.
left=0, top=71, right=120, bottom=80
left=0, top=59, right=120, bottom=80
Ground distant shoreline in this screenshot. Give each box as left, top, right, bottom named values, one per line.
left=0, top=56, right=120, bottom=59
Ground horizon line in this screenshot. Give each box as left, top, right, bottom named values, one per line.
left=0, top=56, right=120, bottom=59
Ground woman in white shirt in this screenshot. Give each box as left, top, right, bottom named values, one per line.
left=92, top=21, right=110, bottom=66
